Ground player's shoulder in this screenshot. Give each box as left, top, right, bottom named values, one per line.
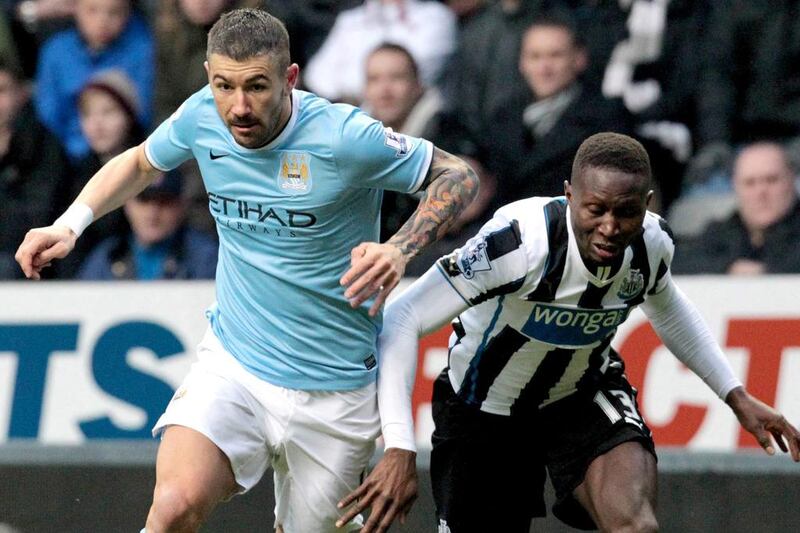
left=165, top=85, right=214, bottom=125
left=496, top=196, right=566, bottom=240
left=642, top=210, right=676, bottom=247
left=487, top=196, right=565, bottom=271
left=294, top=90, right=372, bottom=130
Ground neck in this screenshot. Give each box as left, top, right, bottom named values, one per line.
left=748, top=228, right=765, bottom=249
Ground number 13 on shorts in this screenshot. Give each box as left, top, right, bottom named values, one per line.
left=593, top=389, right=645, bottom=431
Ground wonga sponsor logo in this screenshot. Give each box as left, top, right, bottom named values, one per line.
left=520, top=303, right=631, bottom=346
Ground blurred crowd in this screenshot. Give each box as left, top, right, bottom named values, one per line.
left=1, top=0, right=799, bottom=281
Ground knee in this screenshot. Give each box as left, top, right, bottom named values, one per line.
left=146, top=483, right=210, bottom=533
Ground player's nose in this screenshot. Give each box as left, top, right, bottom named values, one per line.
left=230, top=89, right=251, bottom=116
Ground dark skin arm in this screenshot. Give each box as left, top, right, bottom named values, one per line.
left=340, top=146, right=479, bottom=316
left=726, top=386, right=800, bottom=461
left=335, top=150, right=477, bottom=532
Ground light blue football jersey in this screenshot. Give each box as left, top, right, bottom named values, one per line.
left=145, top=87, right=433, bottom=390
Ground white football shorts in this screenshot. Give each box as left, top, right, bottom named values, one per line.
left=153, top=327, right=381, bottom=532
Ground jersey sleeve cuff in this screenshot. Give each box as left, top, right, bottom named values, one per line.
left=408, top=140, right=433, bottom=194
left=381, top=423, right=417, bottom=452
left=716, top=378, right=744, bottom=401
left=144, top=138, right=171, bottom=172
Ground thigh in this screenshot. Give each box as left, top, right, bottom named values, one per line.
left=573, top=441, right=657, bottom=532
left=153, top=425, right=239, bottom=508
left=275, top=385, right=381, bottom=533
left=545, top=368, right=656, bottom=530
left=430, top=371, right=545, bottom=533
left=153, top=329, right=273, bottom=492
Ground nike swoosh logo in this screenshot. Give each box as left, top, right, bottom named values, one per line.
left=209, top=149, right=229, bottom=160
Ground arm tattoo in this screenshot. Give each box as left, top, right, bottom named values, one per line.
left=386, top=147, right=479, bottom=258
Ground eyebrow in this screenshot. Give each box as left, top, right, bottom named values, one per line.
left=212, top=74, right=270, bottom=84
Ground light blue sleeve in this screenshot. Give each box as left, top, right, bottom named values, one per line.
left=333, top=107, right=433, bottom=193
left=143, top=97, right=197, bottom=171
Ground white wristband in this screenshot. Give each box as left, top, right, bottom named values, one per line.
left=53, top=203, right=94, bottom=237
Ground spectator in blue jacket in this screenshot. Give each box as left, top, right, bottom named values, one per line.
left=78, top=169, right=218, bottom=280
left=34, top=0, right=153, bottom=160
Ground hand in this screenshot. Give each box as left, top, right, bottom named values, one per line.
left=15, top=225, right=76, bottom=280
left=726, top=387, right=800, bottom=461
left=340, top=242, right=408, bottom=317
left=336, top=448, right=418, bottom=532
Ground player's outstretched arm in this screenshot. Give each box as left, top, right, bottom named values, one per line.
left=15, top=144, right=161, bottom=279
left=337, top=267, right=469, bottom=531
left=643, top=278, right=800, bottom=460
left=726, top=387, right=800, bottom=461
left=341, top=147, right=479, bottom=316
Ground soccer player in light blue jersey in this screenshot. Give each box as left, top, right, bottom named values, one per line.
left=16, top=8, right=478, bottom=533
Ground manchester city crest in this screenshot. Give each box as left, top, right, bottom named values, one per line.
left=278, top=152, right=312, bottom=194
left=617, top=268, right=645, bottom=299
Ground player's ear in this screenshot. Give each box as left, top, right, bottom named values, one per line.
left=645, top=190, right=654, bottom=209
left=564, top=180, right=572, bottom=201
left=286, top=64, right=299, bottom=90
left=204, top=61, right=210, bottom=80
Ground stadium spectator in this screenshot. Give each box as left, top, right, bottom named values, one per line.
left=33, top=0, right=153, bottom=160
left=363, top=43, right=444, bottom=146
left=488, top=13, right=632, bottom=207
left=0, top=58, right=70, bottom=279
left=689, top=1, right=800, bottom=185
left=78, top=169, right=217, bottom=280
left=673, top=142, right=800, bottom=275
left=361, top=42, right=496, bottom=275
left=347, top=132, right=800, bottom=532
left=303, top=0, right=457, bottom=104
left=15, top=9, right=477, bottom=532
left=57, top=69, right=144, bottom=278
left=438, top=0, right=540, bottom=160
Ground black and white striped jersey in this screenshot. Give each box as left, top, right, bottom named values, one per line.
left=435, top=196, right=675, bottom=416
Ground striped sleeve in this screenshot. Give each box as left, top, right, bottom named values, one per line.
left=436, top=215, right=528, bottom=306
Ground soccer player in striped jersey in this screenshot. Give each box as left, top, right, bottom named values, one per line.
left=15, top=9, right=477, bottom=533
left=339, top=132, right=800, bottom=532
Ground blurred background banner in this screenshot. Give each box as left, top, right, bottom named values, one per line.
left=1, top=277, right=799, bottom=450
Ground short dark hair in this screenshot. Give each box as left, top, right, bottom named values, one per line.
left=207, top=8, right=290, bottom=70
left=571, top=132, right=652, bottom=185
left=368, top=43, right=419, bottom=80
left=525, top=10, right=583, bottom=48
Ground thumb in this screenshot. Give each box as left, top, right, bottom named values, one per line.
left=38, top=240, right=71, bottom=264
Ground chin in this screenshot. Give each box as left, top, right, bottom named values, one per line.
left=233, top=134, right=263, bottom=149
